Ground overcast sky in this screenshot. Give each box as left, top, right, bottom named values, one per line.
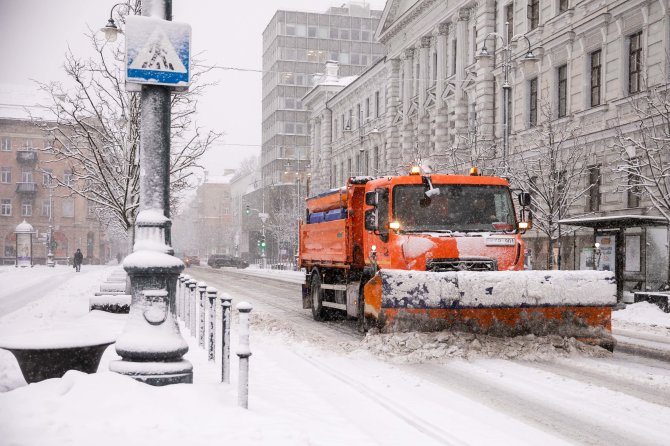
left=0, top=0, right=387, bottom=176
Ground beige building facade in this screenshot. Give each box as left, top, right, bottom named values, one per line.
left=305, top=0, right=670, bottom=287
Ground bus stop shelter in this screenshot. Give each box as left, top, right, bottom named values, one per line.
left=558, top=215, right=669, bottom=303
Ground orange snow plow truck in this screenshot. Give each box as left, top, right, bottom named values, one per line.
left=298, top=168, right=617, bottom=349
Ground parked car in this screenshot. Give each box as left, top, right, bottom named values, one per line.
left=184, top=255, right=200, bottom=267
left=207, top=254, right=249, bottom=269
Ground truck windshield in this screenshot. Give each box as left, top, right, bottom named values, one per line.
left=392, top=184, right=516, bottom=233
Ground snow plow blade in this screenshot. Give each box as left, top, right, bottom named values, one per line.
left=363, top=270, right=617, bottom=350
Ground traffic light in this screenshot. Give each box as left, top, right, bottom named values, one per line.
left=260, top=236, right=266, bottom=249
left=245, top=204, right=250, bottom=215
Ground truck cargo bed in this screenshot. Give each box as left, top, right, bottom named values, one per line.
left=299, top=220, right=349, bottom=266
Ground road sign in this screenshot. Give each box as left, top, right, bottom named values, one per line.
left=125, top=16, right=191, bottom=88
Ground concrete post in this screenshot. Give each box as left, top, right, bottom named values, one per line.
left=206, top=287, right=217, bottom=361
left=177, top=275, right=185, bottom=319
left=197, top=282, right=207, bottom=348
left=220, top=292, right=233, bottom=383
left=236, top=301, right=253, bottom=408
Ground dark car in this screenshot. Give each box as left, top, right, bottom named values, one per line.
left=208, top=254, right=249, bottom=269
left=184, top=255, right=200, bottom=267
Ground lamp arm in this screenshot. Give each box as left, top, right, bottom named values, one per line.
left=482, top=32, right=505, bottom=49
left=108, top=2, right=131, bottom=21
left=510, top=34, right=534, bottom=53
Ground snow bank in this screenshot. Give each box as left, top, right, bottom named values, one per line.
left=613, top=301, right=670, bottom=328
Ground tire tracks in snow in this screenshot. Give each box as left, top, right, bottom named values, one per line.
left=409, top=360, right=669, bottom=446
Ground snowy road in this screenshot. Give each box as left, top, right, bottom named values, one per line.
left=189, top=266, right=670, bottom=446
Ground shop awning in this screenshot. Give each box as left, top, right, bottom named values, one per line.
left=558, top=215, right=668, bottom=229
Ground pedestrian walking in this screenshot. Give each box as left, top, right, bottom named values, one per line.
left=74, top=248, right=83, bottom=272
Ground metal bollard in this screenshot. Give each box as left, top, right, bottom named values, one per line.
left=197, top=282, right=207, bottom=348
left=177, top=275, right=185, bottom=319
left=180, top=274, right=190, bottom=320
left=187, top=279, right=197, bottom=335
left=236, top=301, right=253, bottom=409
left=220, top=292, right=233, bottom=383
left=206, top=287, right=217, bottom=362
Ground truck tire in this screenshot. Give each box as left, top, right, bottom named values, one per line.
left=311, top=272, right=328, bottom=321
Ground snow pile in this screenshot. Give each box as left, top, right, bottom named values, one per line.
left=359, top=331, right=610, bottom=363
left=613, top=301, right=670, bottom=328
left=381, top=270, right=617, bottom=308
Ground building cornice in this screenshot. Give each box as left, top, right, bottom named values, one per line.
left=378, top=0, right=441, bottom=44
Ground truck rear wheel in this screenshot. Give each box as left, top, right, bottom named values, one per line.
left=311, top=272, right=328, bottom=321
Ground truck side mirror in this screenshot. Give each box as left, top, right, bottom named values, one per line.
left=364, top=209, right=377, bottom=231
left=518, top=192, right=531, bottom=207
left=365, top=191, right=377, bottom=206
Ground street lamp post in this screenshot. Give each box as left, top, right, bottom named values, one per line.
left=476, top=22, right=539, bottom=169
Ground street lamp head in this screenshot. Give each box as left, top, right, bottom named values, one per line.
left=519, top=49, right=539, bottom=70
left=101, top=18, right=120, bottom=42
left=475, top=46, right=493, bottom=69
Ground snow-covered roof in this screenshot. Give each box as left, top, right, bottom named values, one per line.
left=0, top=83, right=53, bottom=121
left=558, top=215, right=669, bottom=228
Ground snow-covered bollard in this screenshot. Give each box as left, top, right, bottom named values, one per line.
left=187, top=279, right=197, bottom=335
left=220, top=293, right=233, bottom=383
left=197, top=282, right=207, bottom=348
left=178, top=275, right=188, bottom=320
left=206, top=287, right=217, bottom=361
left=236, top=301, right=253, bottom=409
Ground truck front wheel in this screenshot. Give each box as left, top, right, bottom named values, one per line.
left=311, top=272, right=328, bottom=321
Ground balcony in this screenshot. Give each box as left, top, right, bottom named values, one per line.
left=16, top=150, right=38, bottom=164
left=16, top=182, right=37, bottom=195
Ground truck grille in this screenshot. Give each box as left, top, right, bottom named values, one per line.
left=426, top=258, right=497, bottom=272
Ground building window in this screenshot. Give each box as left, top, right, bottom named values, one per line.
left=590, top=50, right=602, bottom=107
left=62, top=199, right=75, bottom=218
left=375, top=91, right=380, bottom=118
left=529, top=77, right=538, bottom=127
left=557, top=64, right=568, bottom=118
left=452, top=39, right=457, bottom=76
left=365, top=97, right=370, bottom=119
left=42, top=200, right=51, bottom=217
left=629, top=31, right=642, bottom=94
left=21, top=167, right=33, bottom=183
left=64, top=170, right=73, bottom=186
left=43, top=169, right=53, bottom=186
left=627, top=172, right=641, bottom=208
left=21, top=200, right=32, bottom=217
left=528, top=0, right=539, bottom=30
left=507, top=88, right=513, bottom=133
left=373, top=146, right=379, bottom=172
left=587, top=165, right=601, bottom=212
left=558, top=0, right=569, bottom=13
left=356, top=104, right=361, bottom=128
left=87, top=200, right=96, bottom=218
left=1, top=137, right=10, bottom=151
left=505, top=3, right=514, bottom=42
left=0, top=167, right=10, bottom=183
left=1, top=199, right=11, bottom=216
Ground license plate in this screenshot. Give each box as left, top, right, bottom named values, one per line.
left=486, top=237, right=516, bottom=246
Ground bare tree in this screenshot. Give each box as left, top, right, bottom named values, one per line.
left=613, top=85, right=670, bottom=221
left=506, top=102, right=594, bottom=270
left=34, top=2, right=221, bottom=244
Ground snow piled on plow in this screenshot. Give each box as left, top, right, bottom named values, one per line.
left=381, top=270, right=617, bottom=308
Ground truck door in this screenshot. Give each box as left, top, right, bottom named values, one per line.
left=364, top=188, right=391, bottom=268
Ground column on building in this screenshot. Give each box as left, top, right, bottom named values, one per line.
left=385, top=58, right=401, bottom=172
left=453, top=8, right=471, bottom=138
left=417, top=36, right=431, bottom=158
left=435, top=23, right=450, bottom=154
left=474, top=0, right=497, bottom=148
left=401, top=48, right=415, bottom=166
left=321, top=109, right=332, bottom=191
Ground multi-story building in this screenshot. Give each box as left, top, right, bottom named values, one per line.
left=172, top=172, right=235, bottom=259
left=304, top=0, right=670, bottom=293
left=260, top=3, right=386, bottom=197
left=0, top=117, right=110, bottom=264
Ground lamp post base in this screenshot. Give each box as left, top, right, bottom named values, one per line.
left=109, top=359, right=193, bottom=385
left=47, top=253, right=55, bottom=268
